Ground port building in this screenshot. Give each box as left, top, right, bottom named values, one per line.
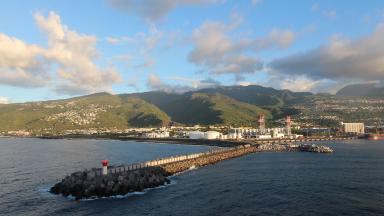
left=341, top=122, right=365, bottom=134
left=188, top=131, right=222, bottom=140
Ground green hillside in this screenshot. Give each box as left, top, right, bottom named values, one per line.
left=197, top=85, right=313, bottom=108
left=1, top=84, right=381, bottom=134
left=134, top=91, right=270, bottom=126
left=0, top=87, right=274, bottom=133
left=0, top=93, right=171, bottom=133
left=336, top=83, right=384, bottom=97
left=189, top=93, right=271, bottom=127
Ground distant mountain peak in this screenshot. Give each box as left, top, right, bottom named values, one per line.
left=336, top=83, right=384, bottom=97
left=87, top=92, right=112, bottom=97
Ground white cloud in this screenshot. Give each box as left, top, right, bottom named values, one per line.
left=167, top=76, right=221, bottom=89
left=188, top=17, right=295, bottom=77
left=250, top=29, right=295, bottom=50
left=0, top=96, right=10, bottom=104
left=209, top=55, right=263, bottom=75
left=107, top=0, right=220, bottom=22
left=111, top=54, right=133, bottom=61
left=322, top=10, right=337, bottom=19
left=237, top=81, right=252, bottom=86
left=0, top=11, right=122, bottom=95
left=311, top=3, right=337, bottom=19
left=311, top=3, right=319, bottom=11
left=106, top=37, right=121, bottom=45
left=0, top=34, right=48, bottom=87
left=106, top=36, right=136, bottom=45
left=255, top=73, right=342, bottom=93
left=147, top=73, right=174, bottom=92
left=270, top=23, right=384, bottom=83
left=135, top=58, right=156, bottom=68
left=251, top=0, right=262, bottom=7
left=269, top=75, right=323, bottom=92
left=147, top=74, right=220, bottom=93
left=35, top=11, right=122, bottom=94
left=140, top=25, right=163, bottom=54
left=106, top=27, right=162, bottom=51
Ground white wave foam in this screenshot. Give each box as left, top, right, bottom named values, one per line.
left=37, top=185, right=56, bottom=198
left=171, top=165, right=200, bottom=177
left=80, top=181, right=174, bottom=201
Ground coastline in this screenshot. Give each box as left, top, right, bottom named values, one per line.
left=0, top=133, right=358, bottom=147
left=37, top=134, right=252, bottom=147
left=37, top=134, right=357, bottom=147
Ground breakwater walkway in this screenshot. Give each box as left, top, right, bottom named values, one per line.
left=50, top=143, right=333, bottom=200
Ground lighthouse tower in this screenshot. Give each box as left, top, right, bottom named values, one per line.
left=101, top=160, right=109, bottom=175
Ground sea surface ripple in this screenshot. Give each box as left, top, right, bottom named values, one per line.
left=0, top=138, right=383, bottom=216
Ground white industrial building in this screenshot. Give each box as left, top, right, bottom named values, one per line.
left=341, top=122, right=365, bottom=134
left=188, top=131, right=205, bottom=139
left=188, top=131, right=222, bottom=140
left=229, top=127, right=290, bottom=139
left=143, top=131, right=170, bottom=138
left=186, top=115, right=300, bottom=140
left=255, top=134, right=272, bottom=139
left=227, top=128, right=244, bottom=139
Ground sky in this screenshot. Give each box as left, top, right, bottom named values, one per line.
left=0, top=0, right=384, bottom=103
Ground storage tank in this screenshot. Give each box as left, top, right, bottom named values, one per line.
left=204, top=131, right=221, bottom=140
left=188, top=131, right=205, bottom=139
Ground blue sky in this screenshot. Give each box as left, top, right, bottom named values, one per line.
left=0, top=0, right=384, bottom=103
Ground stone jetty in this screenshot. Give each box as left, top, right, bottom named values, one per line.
left=50, top=143, right=333, bottom=200
left=257, top=143, right=334, bottom=153
left=50, top=167, right=170, bottom=199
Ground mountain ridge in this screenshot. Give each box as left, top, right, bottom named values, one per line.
left=1, top=84, right=383, bottom=134
left=336, top=83, right=384, bottom=97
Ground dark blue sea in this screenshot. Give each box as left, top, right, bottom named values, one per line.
left=0, top=138, right=383, bottom=216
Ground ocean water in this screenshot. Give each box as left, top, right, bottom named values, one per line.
left=0, top=138, right=383, bottom=216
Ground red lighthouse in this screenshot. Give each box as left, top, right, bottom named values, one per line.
left=101, top=160, right=109, bottom=175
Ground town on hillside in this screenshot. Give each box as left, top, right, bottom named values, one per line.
left=2, top=114, right=376, bottom=141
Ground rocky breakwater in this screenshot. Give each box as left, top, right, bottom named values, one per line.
left=161, top=145, right=259, bottom=174
left=50, top=144, right=333, bottom=200
left=50, top=146, right=259, bottom=200
left=257, top=143, right=334, bottom=153
left=296, top=144, right=334, bottom=153
left=50, top=167, right=170, bottom=200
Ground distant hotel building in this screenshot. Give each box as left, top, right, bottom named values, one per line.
left=341, top=122, right=365, bottom=134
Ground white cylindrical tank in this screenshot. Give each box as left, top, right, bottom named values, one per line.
left=204, top=131, right=221, bottom=140
left=188, top=131, right=205, bottom=139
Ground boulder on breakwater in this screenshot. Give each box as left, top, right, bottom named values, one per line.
left=161, top=146, right=259, bottom=174
left=50, top=167, right=170, bottom=200
left=257, top=143, right=334, bottom=153
left=297, top=144, right=334, bottom=153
